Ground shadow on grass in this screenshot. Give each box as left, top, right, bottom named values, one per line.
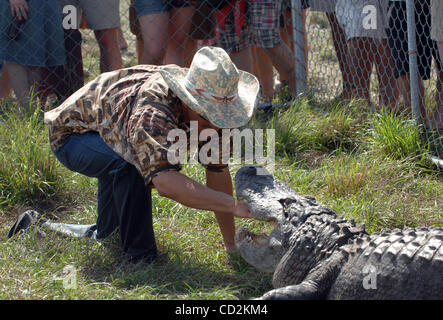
left=70, top=233, right=273, bottom=299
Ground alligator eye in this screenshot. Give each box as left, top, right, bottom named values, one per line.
left=283, top=210, right=289, bottom=220
left=278, top=198, right=297, bottom=209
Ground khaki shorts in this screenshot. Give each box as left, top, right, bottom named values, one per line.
left=335, top=0, right=389, bottom=40
left=431, top=0, right=443, bottom=41
left=59, top=0, right=120, bottom=30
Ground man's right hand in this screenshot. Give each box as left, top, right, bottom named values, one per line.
left=233, top=201, right=254, bottom=219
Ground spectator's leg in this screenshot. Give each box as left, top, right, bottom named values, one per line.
left=6, top=62, right=32, bottom=105
left=37, top=66, right=58, bottom=108
left=229, top=47, right=254, bottom=75
left=164, top=6, right=194, bottom=66
left=347, top=37, right=374, bottom=103
left=327, top=12, right=352, bottom=100
left=184, top=38, right=198, bottom=68
left=38, top=30, right=83, bottom=105
left=396, top=75, right=410, bottom=107
left=280, top=9, right=294, bottom=52
left=434, top=68, right=443, bottom=129
left=278, top=8, right=307, bottom=91
left=265, top=43, right=297, bottom=95
left=396, top=74, right=425, bottom=116
left=374, top=39, right=398, bottom=109
left=129, top=1, right=145, bottom=64
left=250, top=0, right=296, bottom=95
left=136, top=35, right=145, bottom=64
left=138, top=12, right=169, bottom=65
left=117, top=27, right=128, bottom=50
left=94, top=28, right=123, bottom=72
left=64, top=29, right=84, bottom=98
left=0, top=66, right=12, bottom=99
left=252, top=46, right=274, bottom=99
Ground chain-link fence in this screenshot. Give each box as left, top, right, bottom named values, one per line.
left=0, top=0, right=442, bottom=162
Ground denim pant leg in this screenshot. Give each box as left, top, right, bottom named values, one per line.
left=53, top=132, right=157, bottom=262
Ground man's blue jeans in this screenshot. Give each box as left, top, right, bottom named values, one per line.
left=53, top=131, right=157, bottom=262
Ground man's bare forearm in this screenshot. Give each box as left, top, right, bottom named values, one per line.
left=152, top=170, right=235, bottom=213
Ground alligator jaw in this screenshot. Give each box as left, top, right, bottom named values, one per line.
left=234, top=166, right=297, bottom=223
left=234, top=166, right=294, bottom=272
left=235, top=222, right=283, bottom=273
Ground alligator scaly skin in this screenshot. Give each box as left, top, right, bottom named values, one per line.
left=234, top=166, right=443, bottom=300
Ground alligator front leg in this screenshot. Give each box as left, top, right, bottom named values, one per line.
left=257, top=280, right=322, bottom=300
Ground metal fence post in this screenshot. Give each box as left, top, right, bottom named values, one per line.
left=290, top=0, right=307, bottom=97
left=405, top=0, right=421, bottom=126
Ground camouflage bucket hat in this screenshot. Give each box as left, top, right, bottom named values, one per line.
left=158, top=46, right=260, bottom=128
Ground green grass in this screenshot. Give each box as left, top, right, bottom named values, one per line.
left=0, top=94, right=442, bottom=300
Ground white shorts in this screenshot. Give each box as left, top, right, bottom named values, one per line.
left=335, top=0, right=389, bottom=40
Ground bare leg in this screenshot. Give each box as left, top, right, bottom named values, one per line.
left=5, top=62, right=31, bottom=105
left=26, top=66, right=41, bottom=97
left=434, top=69, right=443, bottom=129
left=396, top=74, right=425, bottom=117
left=265, top=42, right=296, bottom=95
left=164, top=6, right=194, bottom=66
left=138, top=12, right=169, bottom=65
left=117, top=27, right=128, bottom=50
left=278, top=8, right=307, bottom=89
left=0, top=66, right=12, bottom=98
left=94, top=28, right=123, bottom=72
left=374, top=39, right=398, bottom=109
left=327, top=12, right=352, bottom=99
left=136, top=35, right=144, bottom=64
left=229, top=47, right=254, bottom=75
left=184, top=38, right=198, bottom=68
left=252, top=46, right=274, bottom=98
left=347, top=37, right=374, bottom=103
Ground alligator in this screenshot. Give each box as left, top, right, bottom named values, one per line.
left=234, top=165, right=443, bottom=300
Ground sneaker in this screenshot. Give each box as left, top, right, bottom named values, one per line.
left=7, top=210, right=45, bottom=238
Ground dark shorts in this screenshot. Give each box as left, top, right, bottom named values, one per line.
left=387, top=0, right=443, bottom=79
left=134, top=0, right=191, bottom=16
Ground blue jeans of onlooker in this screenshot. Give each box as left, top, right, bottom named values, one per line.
left=53, top=131, right=157, bottom=262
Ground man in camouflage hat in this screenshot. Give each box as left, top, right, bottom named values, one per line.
left=9, top=46, right=260, bottom=264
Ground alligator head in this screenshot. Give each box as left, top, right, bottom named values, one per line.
left=234, top=165, right=331, bottom=273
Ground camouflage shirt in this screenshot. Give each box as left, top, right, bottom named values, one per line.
left=44, top=65, right=228, bottom=187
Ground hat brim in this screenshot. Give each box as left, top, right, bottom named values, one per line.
left=158, top=66, right=259, bottom=128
